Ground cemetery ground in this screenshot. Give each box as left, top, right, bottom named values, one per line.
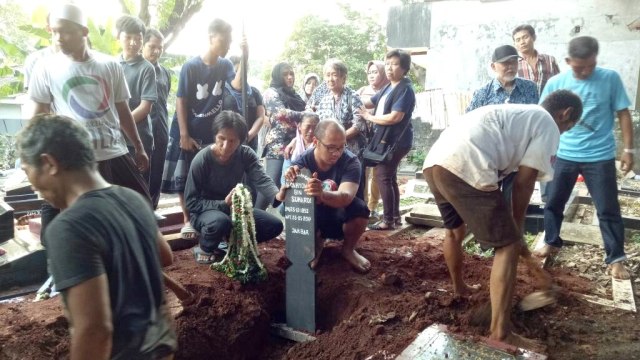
left=1, top=182, right=640, bottom=359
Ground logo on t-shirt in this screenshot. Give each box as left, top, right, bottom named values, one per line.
left=63, top=75, right=110, bottom=119
left=196, top=83, right=209, bottom=100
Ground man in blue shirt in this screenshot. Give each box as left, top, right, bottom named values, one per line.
left=536, top=36, right=633, bottom=280
left=466, top=45, right=539, bottom=113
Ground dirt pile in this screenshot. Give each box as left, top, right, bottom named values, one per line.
left=1, top=227, right=639, bottom=359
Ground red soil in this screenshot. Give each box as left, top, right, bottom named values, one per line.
left=1, top=227, right=638, bottom=359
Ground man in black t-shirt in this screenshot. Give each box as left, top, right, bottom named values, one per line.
left=17, top=114, right=177, bottom=360
left=276, top=120, right=371, bottom=273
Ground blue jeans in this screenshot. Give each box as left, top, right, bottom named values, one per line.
left=543, top=158, right=626, bottom=264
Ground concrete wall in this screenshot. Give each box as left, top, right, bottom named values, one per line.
left=424, top=0, right=640, bottom=109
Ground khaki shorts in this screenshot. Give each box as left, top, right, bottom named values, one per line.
left=424, top=166, right=521, bottom=249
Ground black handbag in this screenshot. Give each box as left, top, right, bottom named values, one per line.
left=362, top=120, right=410, bottom=167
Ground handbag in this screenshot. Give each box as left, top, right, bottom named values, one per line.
left=362, top=119, right=410, bottom=167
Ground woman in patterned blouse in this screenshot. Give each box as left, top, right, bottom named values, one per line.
left=255, top=62, right=307, bottom=210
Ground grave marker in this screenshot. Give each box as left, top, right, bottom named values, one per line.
left=284, top=169, right=316, bottom=333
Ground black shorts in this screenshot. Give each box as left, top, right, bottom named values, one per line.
left=316, top=197, right=370, bottom=239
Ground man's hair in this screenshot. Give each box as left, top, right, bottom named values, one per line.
left=115, top=15, right=146, bottom=36
left=212, top=110, right=248, bottom=144
left=143, top=28, right=164, bottom=44
left=314, top=119, right=345, bottom=141
left=208, top=19, right=232, bottom=36
left=386, top=49, right=411, bottom=75
left=540, top=90, right=583, bottom=122
left=512, top=24, right=535, bottom=38
left=17, top=114, right=95, bottom=170
left=568, top=36, right=599, bottom=59
left=323, top=59, right=348, bottom=78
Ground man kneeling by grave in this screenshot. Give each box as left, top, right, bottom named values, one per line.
left=422, top=90, right=583, bottom=348
left=185, top=111, right=284, bottom=264
left=276, top=119, right=371, bottom=273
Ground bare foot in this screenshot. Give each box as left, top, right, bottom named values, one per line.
left=609, top=262, right=630, bottom=280
left=532, top=244, right=559, bottom=258
left=341, top=249, right=371, bottom=273
left=453, top=283, right=481, bottom=297
left=497, top=332, right=547, bottom=354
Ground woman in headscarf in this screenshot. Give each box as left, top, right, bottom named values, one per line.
left=357, top=60, right=390, bottom=219
left=358, top=49, right=416, bottom=231
left=255, top=62, right=307, bottom=209
left=300, top=73, right=320, bottom=104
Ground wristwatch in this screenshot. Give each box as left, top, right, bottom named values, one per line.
left=623, top=148, right=636, bottom=155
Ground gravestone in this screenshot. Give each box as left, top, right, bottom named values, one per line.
left=284, top=168, right=316, bottom=333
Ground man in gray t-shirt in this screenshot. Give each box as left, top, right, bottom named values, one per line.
left=116, top=15, right=157, bottom=182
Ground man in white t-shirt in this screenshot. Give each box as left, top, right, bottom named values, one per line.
left=422, top=90, right=582, bottom=348
left=29, top=3, right=150, bottom=199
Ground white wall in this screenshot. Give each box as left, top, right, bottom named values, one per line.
left=425, top=0, right=640, bottom=109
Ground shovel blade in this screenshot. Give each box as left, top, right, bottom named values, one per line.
left=518, top=291, right=557, bottom=312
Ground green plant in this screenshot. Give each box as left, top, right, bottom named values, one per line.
left=406, top=149, right=426, bottom=167
left=0, top=135, right=17, bottom=170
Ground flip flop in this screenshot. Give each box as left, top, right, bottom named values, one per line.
left=192, top=246, right=216, bottom=265
left=368, top=221, right=395, bottom=231
left=180, top=224, right=199, bottom=240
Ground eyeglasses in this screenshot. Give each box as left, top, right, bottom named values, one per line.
left=318, top=140, right=345, bottom=154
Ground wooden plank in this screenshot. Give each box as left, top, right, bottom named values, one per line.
left=612, top=278, right=637, bottom=312
left=405, top=215, right=442, bottom=228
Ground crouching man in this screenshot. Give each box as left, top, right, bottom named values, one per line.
left=422, top=90, right=582, bottom=348
left=17, top=114, right=177, bottom=359
left=277, top=119, right=371, bottom=273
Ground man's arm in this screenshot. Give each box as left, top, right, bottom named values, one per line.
left=65, top=275, right=113, bottom=360
left=248, top=104, right=265, bottom=142
left=115, top=101, right=149, bottom=171
left=32, top=102, right=51, bottom=116
left=511, top=166, right=539, bottom=232
left=618, top=109, right=634, bottom=174
left=131, top=100, right=154, bottom=123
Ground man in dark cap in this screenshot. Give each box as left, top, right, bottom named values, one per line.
left=466, top=45, right=539, bottom=112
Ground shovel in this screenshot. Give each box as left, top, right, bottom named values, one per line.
left=518, top=289, right=557, bottom=311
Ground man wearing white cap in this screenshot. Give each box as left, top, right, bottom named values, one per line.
left=28, top=3, right=150, bottom=201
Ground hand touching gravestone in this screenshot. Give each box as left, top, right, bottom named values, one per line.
left=284, top=168, right=316, bottom=333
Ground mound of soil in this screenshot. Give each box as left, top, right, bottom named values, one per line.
left=1, top=226, right=639, bottom=359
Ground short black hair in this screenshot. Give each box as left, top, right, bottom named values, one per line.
left=540, top=90, right=583, bottom=122
left=17, top=114, right=95, bottom=170
left=314, top=119, right=345, bottom=141
left=115, top=15, right=146, bottom=36
left=512, top=24, right=536, bottom=38
left=386, top=49, right=411, bottom=75
left=212, top=110, right=248, bottom=144
left=208, top=18, right=232, bottom=36
left=143, top=28, right=164, bottom=44
left=568, top=36, right=599, bottom=59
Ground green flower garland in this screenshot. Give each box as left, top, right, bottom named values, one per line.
left=212, top=184, right=268, bottom=284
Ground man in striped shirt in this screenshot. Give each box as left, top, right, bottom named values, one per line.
left=513, top=24, right=560, bottom=94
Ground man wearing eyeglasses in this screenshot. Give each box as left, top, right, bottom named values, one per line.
left=276, top=119, right=371, bottom=273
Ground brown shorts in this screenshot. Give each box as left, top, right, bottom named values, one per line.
left=424, top=166, right=521, bottom=249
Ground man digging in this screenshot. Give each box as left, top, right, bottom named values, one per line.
left=422, top=90, right=583, bottom=348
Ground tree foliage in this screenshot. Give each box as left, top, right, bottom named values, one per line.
left=118, top=0, right=205, bottom=50
left=277, top=4, right=386, bottom=90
